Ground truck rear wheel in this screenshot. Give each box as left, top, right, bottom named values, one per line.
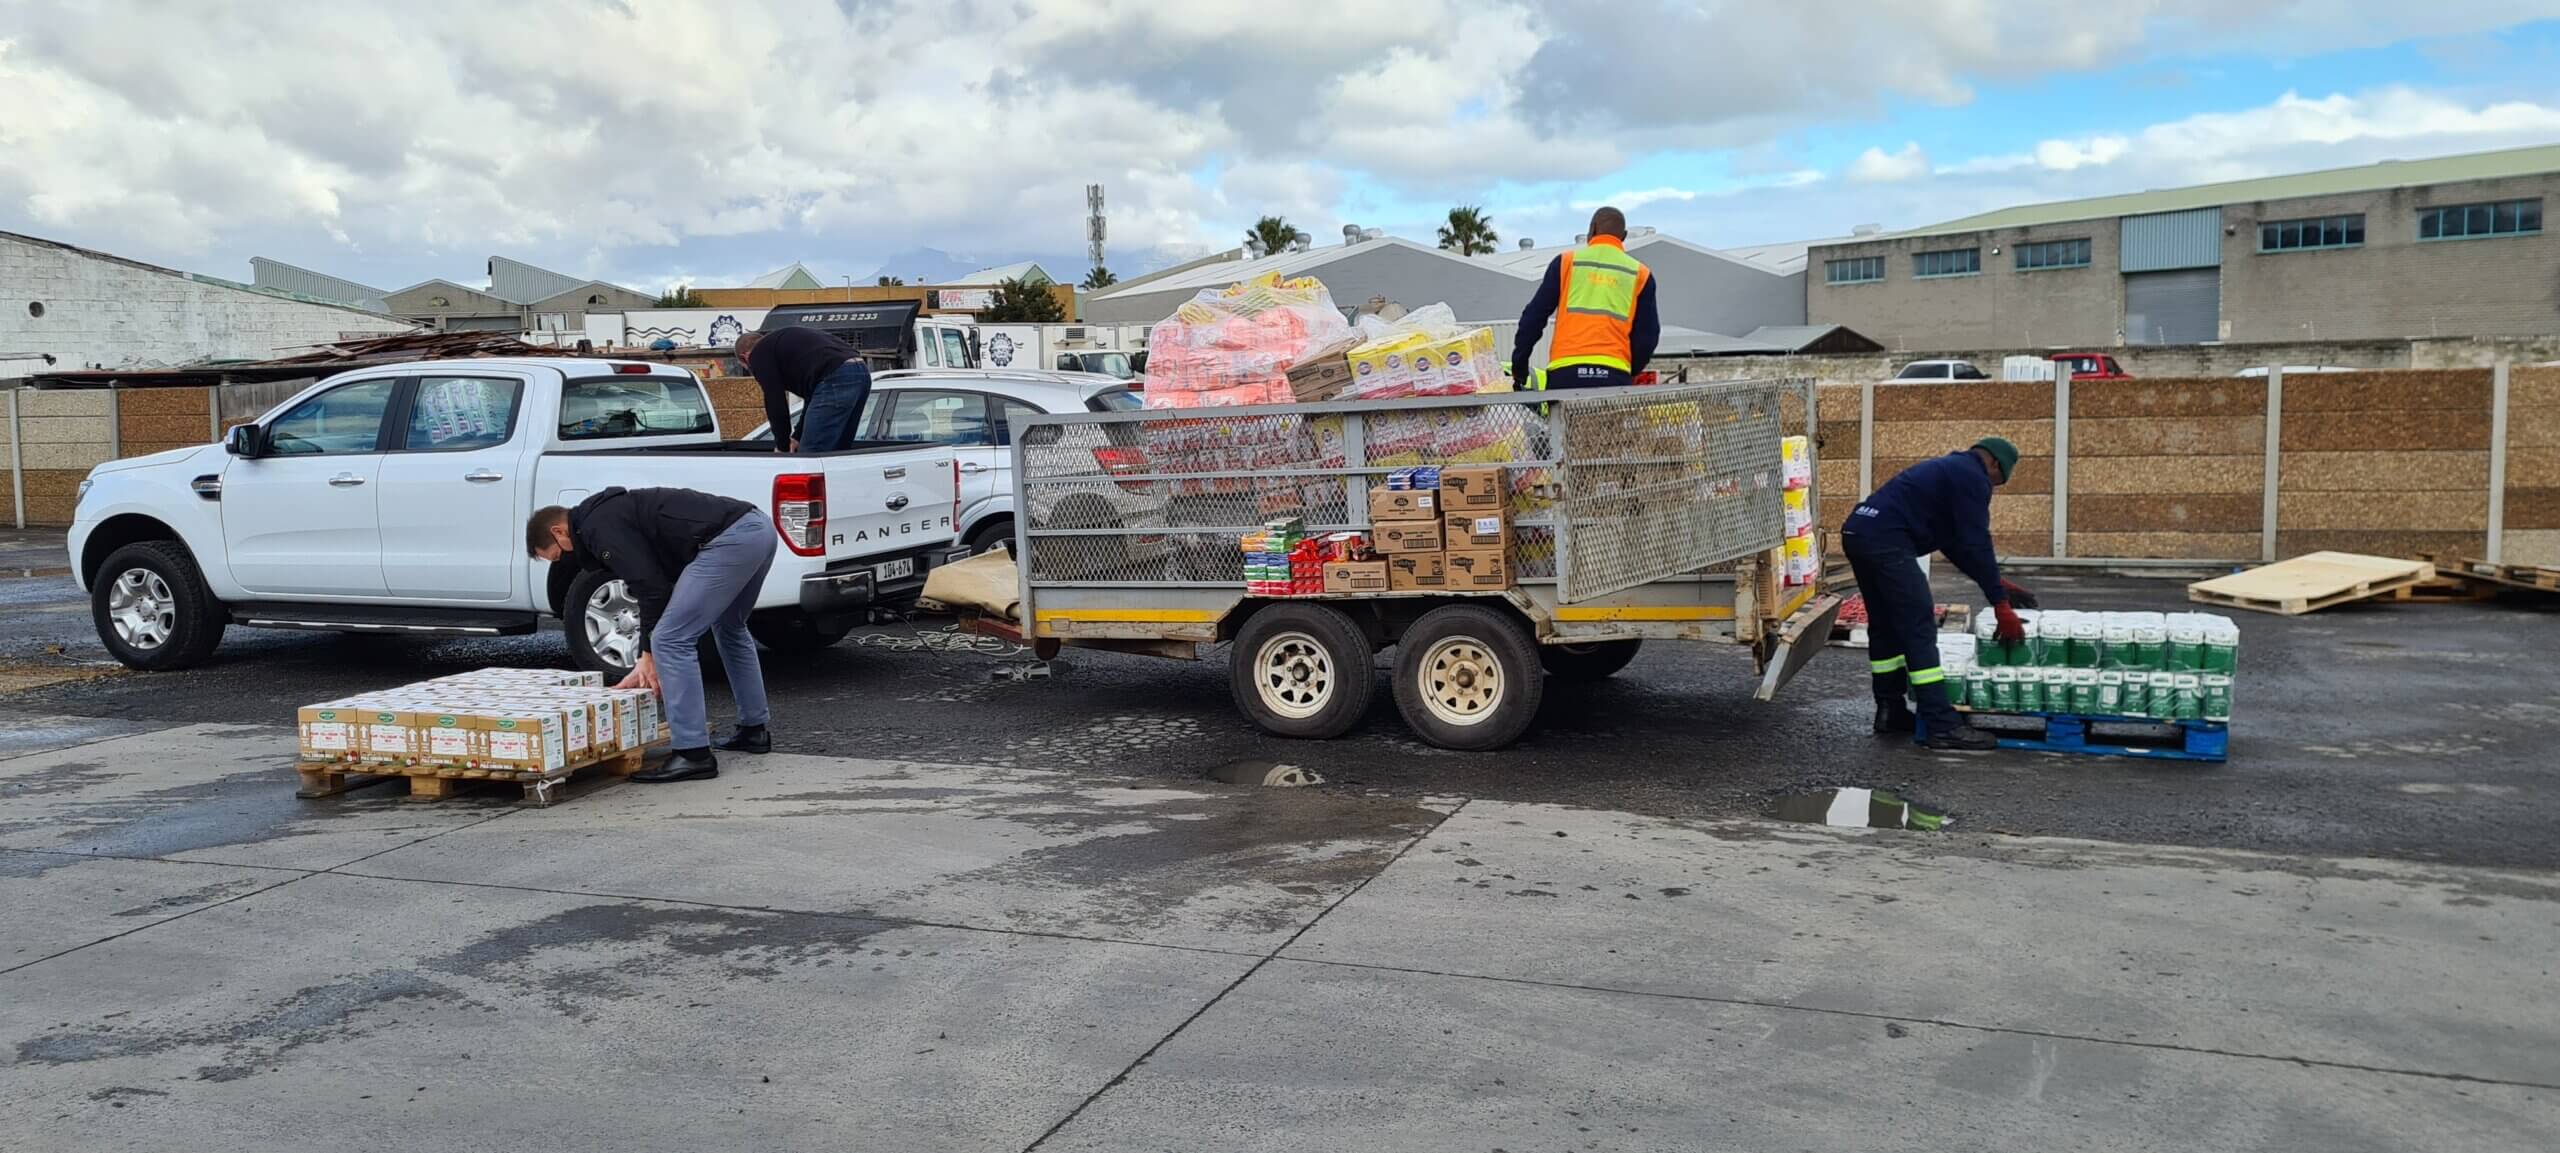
left=92, top=541, right=226, bottom=671
left=1229, top=602, right=1375, bottom=740
left=1540, top=638, right=1642, bottom=681
left=1393, top=604, right=1544, bottom=751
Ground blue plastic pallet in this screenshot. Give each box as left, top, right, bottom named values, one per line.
left=1921, top=710, right=2229, bottom=763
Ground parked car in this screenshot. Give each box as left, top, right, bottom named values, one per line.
left=70, top=358, right=968, bottom=679
left=1889, top=359, right=1990, bottom=382
left=746, top=368, right=1168, bottom=566
left=2050, top=352, right=2131, bottom=380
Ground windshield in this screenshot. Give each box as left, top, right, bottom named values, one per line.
left=1075, top=352, right=1135, bottom=379
left=558, top=375, right=715, bottom=440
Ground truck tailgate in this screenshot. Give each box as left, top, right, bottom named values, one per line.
left=816, top=448, right=958, bottom=561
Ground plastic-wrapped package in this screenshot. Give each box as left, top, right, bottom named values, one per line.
left=1143, top=274, right=1351, bottom=409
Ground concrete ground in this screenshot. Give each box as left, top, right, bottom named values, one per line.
left=2, top=720, right=2554, bottom=1151
left=9, top=531, right=2560, bottom=868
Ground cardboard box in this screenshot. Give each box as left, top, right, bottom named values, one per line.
left=476, top=709, right=568, bottom=774
left=1443, top=549, right=1510, bottom=590
left=1443, top=511, right=1509, bottom=551
left=1388, top=553, right=1448, bottom=591
left=1285, top=337, right=1359, bottom=402
left=1324, top=560, right=1391, bottom=593
left=1369, top=488, right=1437, bottom=521
left=1374, top=521, right=1444, bottom=553
left=297, top=704, right=361, bottom=762
left=1439, top=467, right=1504, bottom=511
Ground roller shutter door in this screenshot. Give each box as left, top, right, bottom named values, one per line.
left=2123, top=269, right=2219, bottom=345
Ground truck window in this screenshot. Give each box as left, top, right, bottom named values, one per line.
left=557, top=375, right=713, bottom=440
left=266, top=379, right=399, bottom=455
left=1086, top=387, right=1142, bottom=412
left=921, top=333, right=942, bottom=367
left=879, top=390, right=994, bottom=447
left=402, top=376, right=523, bottom=451
left=940, top=329, right=971, bottom=368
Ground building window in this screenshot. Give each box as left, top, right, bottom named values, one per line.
left=1912, top=248, right=1980, bottom=279
left=1824, top=256, right=1883, bottom=285
left=2259, top=214, right=2365, bottom=252
left=2015, top=239, right=2091, bottom=271
left=25, top=301, right=42, bottom=319
left=2419, top=199, right=2542, bottom=241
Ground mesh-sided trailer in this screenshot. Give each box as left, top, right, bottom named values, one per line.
left=1005, top=380, right=1841, bottom=749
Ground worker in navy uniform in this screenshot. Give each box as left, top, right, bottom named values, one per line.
left=1841, top=436, right=2037, bottom=750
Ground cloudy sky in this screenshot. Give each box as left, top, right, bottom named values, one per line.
left=5, top=1, right=2560, bottom=295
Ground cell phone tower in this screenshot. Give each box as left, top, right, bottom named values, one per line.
left=1086, top=184, right=1107, bottom=270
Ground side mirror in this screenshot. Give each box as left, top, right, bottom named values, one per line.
left=225, top=424, right=265, bottom=459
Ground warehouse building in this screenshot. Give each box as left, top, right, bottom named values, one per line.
left=4, top=231, right=411, bottom=376
left=1806, top=144, right=2560, bottom=350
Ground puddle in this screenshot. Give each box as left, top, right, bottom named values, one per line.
left=1774, top=788, right=1950, bottom=831
left=1206, top=759, right=1324, bottom=787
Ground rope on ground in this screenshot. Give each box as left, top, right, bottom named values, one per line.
left=848, top=622, right=1027, bottom=658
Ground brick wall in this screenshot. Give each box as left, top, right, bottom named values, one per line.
left=2066, top=378, right=2266, bottom=560
left=2, top=235, right=411, bottom=371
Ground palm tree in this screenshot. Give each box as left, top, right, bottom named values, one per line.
left=1438, top=206, right=1498, bottom=256
left=1246, top=216, right=1310, bottom=257
left=1081, top=265, right=1118, bottom=290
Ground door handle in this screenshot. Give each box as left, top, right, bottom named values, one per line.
left=958, top=463, right=993, bottom=474
left=464, top=469, right=505, bottom=483
left=327, top=473, right=368, bottom=487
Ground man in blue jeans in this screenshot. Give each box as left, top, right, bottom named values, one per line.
left=526, top=487, right=776, bottom=782
left=734, top=326, right=871, bottom=453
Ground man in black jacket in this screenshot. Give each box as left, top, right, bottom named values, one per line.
left=526, top=487, right=776, bottom=781
left=733, top=326, right=871, bottom=453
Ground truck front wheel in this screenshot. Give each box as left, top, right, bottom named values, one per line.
left=1393, top=604, right=1545, bottom=751
left=564, top=570, right=641, bottom=681
left=91, top=541, right=226, bottom=671
left=1229, top=602, right=1375, bottom=740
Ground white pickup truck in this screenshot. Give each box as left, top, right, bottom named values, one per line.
left=68, top=357, right=969, bottom=677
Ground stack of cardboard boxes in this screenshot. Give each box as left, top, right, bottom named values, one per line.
left=1321, top=466, right=1514, bottom=594
left=297, top=669, right=664, bottom=777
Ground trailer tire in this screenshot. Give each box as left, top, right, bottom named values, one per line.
left=1230, top=603, right=1375, bottom=740
left=1394, top=604, right=1544, bottom=751
left=1540, top=638, right=1642, bottom=681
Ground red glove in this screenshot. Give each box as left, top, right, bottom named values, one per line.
left=1999, top=578, right=2039, bottom=610
left=1992, top=601, right=2026, bottom=646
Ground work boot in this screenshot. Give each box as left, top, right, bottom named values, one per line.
left=1868, top=669, right=1912, bottom=735
left=715, top=724, right=771, bottom=754
left=633, top=748, right=719, bottom=783
left=1872, top=703, right=1916, bottom=735
left=1911, top=680, right=1996, bottom=752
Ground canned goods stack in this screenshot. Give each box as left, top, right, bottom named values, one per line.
left=1952, top=608, right=2238, bottom=721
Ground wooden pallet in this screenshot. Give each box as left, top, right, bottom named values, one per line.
left=2383, top=575, right=2497, bottom=603
left=296, top=741, right=663, bottom=806
left=1933, top=710, right=2228, bottom=763
left=2187, top=551, right=2434, bottom=615
left=2415, top=553, right=2560, bottom=594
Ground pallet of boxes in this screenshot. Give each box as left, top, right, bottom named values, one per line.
left=295, top=669, right=667, bottom=805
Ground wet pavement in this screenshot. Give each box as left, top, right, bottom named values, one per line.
left=7, top=535, right=2559, bottom=869
left=1, top=722, right=2553, bottom=1151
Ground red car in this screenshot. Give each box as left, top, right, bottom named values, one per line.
left=2051, top=352, right=2131, bottom=380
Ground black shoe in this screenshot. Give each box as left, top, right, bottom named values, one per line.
left=1873, top=705, right=1916, bottom=735
left=1923, top=725, right=1999, bottom=752
left=715, top=725, right=771, bottom=754
left=633, top=748, right=719, bottom=782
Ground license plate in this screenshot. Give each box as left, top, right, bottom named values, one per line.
left=873, top=557, right=917, bottom=582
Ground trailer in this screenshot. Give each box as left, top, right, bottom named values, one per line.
left=1002, top=379, right=1840, bottom=750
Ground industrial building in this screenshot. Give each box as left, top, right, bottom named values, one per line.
left=250, top=255, right=655, bottom=336
left=4, top=231, right=411, bottom=376
left=1082, top=230, right=1807, bottom=344
left=1806, top=143, right=2560, bottom=350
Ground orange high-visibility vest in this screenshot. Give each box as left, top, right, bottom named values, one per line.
left=1548, top=237, right=1651, bottom=374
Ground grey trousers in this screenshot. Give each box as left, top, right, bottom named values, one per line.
left=651, top=514, right=776, bottom=749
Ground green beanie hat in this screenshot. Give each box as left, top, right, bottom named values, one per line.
left=1972, top=436, right=2019, bottom=482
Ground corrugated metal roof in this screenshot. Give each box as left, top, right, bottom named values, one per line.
left=1093, top=238, right=1539, bottom=300
left=486, top=256, right=588, bottom=304
left=249, top=257, right=387, bottom=309
left=950, top=261, right=1053, bottom=285
left=746, top=262, right=822, bottom=290
left=1469, top=233, right=1793, bottom=277
left=1888, top=143, right=2560, bottom=238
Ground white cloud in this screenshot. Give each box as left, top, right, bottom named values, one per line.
left=1849, top=144, right=1931, bottom=184
left=0, top=0, right=2554, bottom=290
left=1572, top=187, right=1700, bottom=211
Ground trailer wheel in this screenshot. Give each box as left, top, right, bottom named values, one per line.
left=1230, top=603, right=1375, bottom=739
left=1540, top=638, right=1642, bottom=681
left=1394, top=604, right=1544, bottom=751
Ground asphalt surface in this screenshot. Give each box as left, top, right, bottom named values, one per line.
left=6, top=529, right=2558, bottom=868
